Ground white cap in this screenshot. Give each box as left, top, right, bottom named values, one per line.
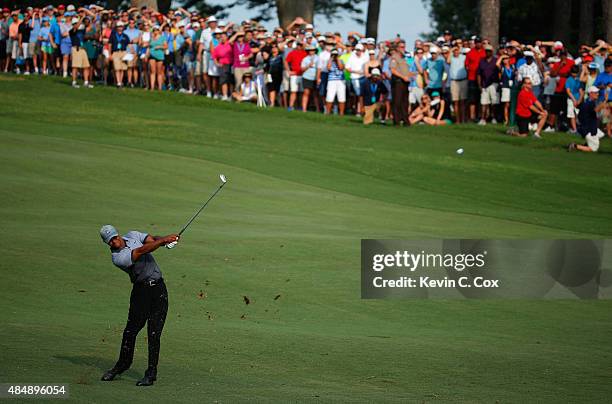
left=588, top=86, right=600, bottom=93
left=192, top=22, right=200, bottom=28
left=71, top=17, right=79, bottom=24
left=366, top=37, right=375, bottom=44
left=177, top=21, right=186, bottom=28
left=368, top=49, right=375, bottom=55
left=116, top=21, right=124, bottom=27
left=436, top=36, right=445, bottom=43
left=213, top=27, right=223, bottom=34
left=305, top=23, right=314, bottom=29
left=441, top=45, right=450, bottom=52
left=554, top=41, right=564, bottom=49
left=430, top=46, right=440, bottom=54
left=355, top=43, right=364, bottom=51
left=317, top=35, right=325, bottom=41
left=218, top=20, right=227, bottom=26
left=67, top=4, right=76, bottom=11
left=523, top=51, right=534, bottom=57
left=305, top=32, right=313, bottom=38
left=207, top=16, right=217, bottom=23
left=461, top=47, right=470, bottom=54
left=371, top=68, right=381, bottom=76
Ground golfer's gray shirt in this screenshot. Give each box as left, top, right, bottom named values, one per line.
left=111, top=231, right=162, bottom=284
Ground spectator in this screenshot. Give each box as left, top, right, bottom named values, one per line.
left=424, top=91, right=452, bottom=125
left=593, top=58, right=612, bottom=102
left=232, top=71, right=257, bottom=102
left=69, top=15, right=92, bottom=88
left=422, top=46, right=445, bottom=96
left=390, top=42, right=412, bottom=125
left=124, top=18, right=141, bottom=87
left=514, top=77, right=548, bottom=138
left=148, top=26, right=167, bottom=90
left=38, top=17, right=55, bottom=75
left=465, top=37, right=485, bottom=121
left=565, top=65, right=583, bottom=133
left=477, top=44, right=499, bottom=125
left=517, top=51, right=543, bottom=98
left=498, top=54, right=515, bottom=125
left=230, top=31, right=252, bottom=89
left=569, top=87, right=609, bottom=152
left=447, top=42, right=468, bottom=123
left=264, top=44, right=283, bottom=106
left=300, top=44, right=319, bottom=112
left=546, top=50, right=574, bottom=131
left=325, top=48, right=346, bottom=115
left=409, top=93, right=431, bottom=125
left=212, top=31, right=233, bottom=100
left=110, top=21, right=130, bottom=88
left=346, top=43, right=368, bottom=116
left=284, top=40, right=307, bottom=111
left=362, top=68, right=387, bottom=124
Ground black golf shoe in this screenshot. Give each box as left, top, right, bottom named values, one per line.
left=101, top=368, right=122, bottom=381
left=136, top=368, right=157, bottom=386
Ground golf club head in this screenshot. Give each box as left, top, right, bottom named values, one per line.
left=220, top=174, right=227, bottom=184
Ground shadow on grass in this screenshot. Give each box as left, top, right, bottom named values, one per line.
left=54, top=355, right=141, bottom=381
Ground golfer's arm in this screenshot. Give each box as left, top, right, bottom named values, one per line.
left=144, top=235, right=164, bottom=244
left=132, top=238, right=166, bottom=262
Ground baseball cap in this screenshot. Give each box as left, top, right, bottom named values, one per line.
left=430, top=46, right=440, bottom=54
left=116, top=21, right=124, bottom=27
left=554, top=41, right=564, bottom=49
left=58, top=4, right=66, bottom=10
left=213, top=27, right=223, bottom=34
left=371, top=68, right=381, bottom=76
left=2, top=7, right=9, bottom=12
left=431, top=91, right=441, bottom=97
left=355, top=43, right=364, bottom=50
left=67, top=4, right=75, bottom=11
left=218, top=20, right=227, bottom=26
left=207, top=16, right=217, bottom=22
left=71, top=17, right=79, bottom=24
left=368, top=49, right=375, bottom=55
left=588, top=62, right=599, bottom=70
left=317, top=35, right=325, bottom=42
left=523, top=51, right=534, bottom=57
left=331, top=49, right=338, bottom=55
left=305, top=23, right=314, bottom=29
left=306, top=44, right=316, bottom=50
left=100, top=225, right=119, bottom=244
left=484, top=44, right=493, bottom=51
left=366, top=37, right=375, bottom=44
left=443, top=29, right=451, bottom=35
left=588, top=86, right=600, bottom=93
left=192, top=22, right=200, bottom=28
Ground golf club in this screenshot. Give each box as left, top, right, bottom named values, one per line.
left=166, top=174, right=228, bottom=249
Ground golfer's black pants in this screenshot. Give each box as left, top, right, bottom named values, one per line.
left=392, top=80, right=408, bottom=125
left=114, top=280, right=168, bottom=375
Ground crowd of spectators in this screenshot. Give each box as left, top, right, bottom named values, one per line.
left=1, top=4, right=611, bottom=151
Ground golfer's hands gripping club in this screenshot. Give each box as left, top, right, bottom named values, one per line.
left=164, top=234, right=180, bottom=249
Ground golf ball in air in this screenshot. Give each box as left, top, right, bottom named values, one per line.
left=456, top=148, right=464, bottom=155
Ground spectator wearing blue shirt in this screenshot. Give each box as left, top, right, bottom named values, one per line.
left=593, top=59, right=611, bottom=102
left=565, top=66, right=583, bottom=133
left=110, top=22, right=130, bottom=87
left=123, top=19, right=141, bottom=87
left=446, top=44, right=468, bottom=123
left=423, top=47, right=445, bottom=95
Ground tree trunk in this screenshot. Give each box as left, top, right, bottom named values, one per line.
left=131, top=0, right=158, bottom=12
left=579, top=0, right=594, bottom=45
left=553, top=0, right=572, bottom=45
left=604, top=0, right=612, bottom=43
left=365, top=0, right=381, bottom=39
left=480, top=0, right=500, bottom=48
left=276, top=0, right=315, bottom=29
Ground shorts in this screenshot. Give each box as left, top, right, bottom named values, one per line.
left=501, top=87, right=511, bottom=103
left=266, top=72, right=282, bottom=93
left=71, top=47, right=90, bottom=68
left=567, top=97, right=579, bottom=118
left=480, top=83, right=499, bottom=105
left=468, top=80, right=479, bottom=103
left=550, top=94, right=566, bottom=115
left=318, top=71, right=328, bottom=96
left=195, top=51, right=209, bottom=75
left=42, top=44, right=54, bottom=54
left=112, top=51, right=128, bottom=71
left=208, top=59, right=220, bottom=77
left=326, top=79, right=346, bottom=103
left=219, top=64, right=232, bottom=85
left=289, top=75, right=303, bottom=92
left=28, top=42, right=40, bottom=57
left=0, top=39, right=5, bottom=59
left=60, top=41, right=72, bottom=56
left=281, top=70, right=290, bottom=92
left=8, top=38, right=19, bottom=59
left=409, top=87, right=424, bottom=104
left=303, top=78, right=315, bottom=90
left=516, top=114, right=537, bottom=134
left=351, top=77, right=365, bottom=96
left=450, top=79, right=468, bottom=101
left=21, top=42, right=31, bottom=59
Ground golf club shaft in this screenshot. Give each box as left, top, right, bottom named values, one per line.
left=178, top=183, right=226, bottom=236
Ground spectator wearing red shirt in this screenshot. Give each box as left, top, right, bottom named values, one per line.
left=212, top=31, right=233, bottom=100
left=465, top=37, right=486, bottom=121
left=546, top=50, right=574, bottom=131
left=515, top=77, right=548, bottom=138
left=284, top=41, right=307, bottom=111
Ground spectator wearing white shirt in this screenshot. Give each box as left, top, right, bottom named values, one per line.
left=301, top=45, right=319, bottom=112
left=446, top=41, right=468, bottom=122
left=517, top=51, right=543, bottom=98
left=346, top=43, right=369, bottom=115
left=317, top=39, right=333, bottom=101
left=199, top=16, right=217, bottom=97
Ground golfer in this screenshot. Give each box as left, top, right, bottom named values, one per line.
left=99, top=225, right=179, bottom=386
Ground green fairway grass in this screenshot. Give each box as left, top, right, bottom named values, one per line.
left=1, top=75, right=611, bottom=402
